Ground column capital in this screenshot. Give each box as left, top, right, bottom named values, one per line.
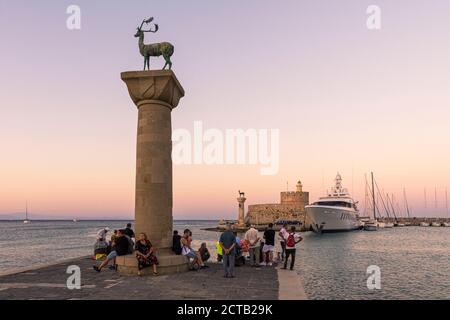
left=121, top=70, right=185, bottom=110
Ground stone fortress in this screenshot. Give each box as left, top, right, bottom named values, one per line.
left=244, top=180, right=310, bottom=225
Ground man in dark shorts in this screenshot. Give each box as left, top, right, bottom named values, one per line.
left=263, top=223, right=275, bottom=266
left=93, top=229, right=130, bottom=272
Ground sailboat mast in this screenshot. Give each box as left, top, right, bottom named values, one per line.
left=371, top=172, right=376, bottom=220
left=435, top=187, right=438, bottom=209
left=364, top=174, right=368, bottom=216
left=384, top=193, right=391, bottom=219
left=446, top=187, right=448, bottom=218
left=387, top=193, right=397, bottom=221
left=424, top=188, right=427, bottom=210
left=392, top=194, right=398, bottom=219
left=404, top=188, right=411, bottom=218
left=25, top=201, right=28, bottom=220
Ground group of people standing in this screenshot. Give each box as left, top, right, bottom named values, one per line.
left=218, top=223, right=303, bottom=278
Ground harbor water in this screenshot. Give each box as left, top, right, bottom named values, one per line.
left=0, top=220, right=449, bottom=299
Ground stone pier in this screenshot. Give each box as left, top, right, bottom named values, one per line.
left=119, top=70, right=188, bottom=275
left=0, top=258, right=290, bottom=300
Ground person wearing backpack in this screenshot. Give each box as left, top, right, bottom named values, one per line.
left=283, top=226, right=303, bottom=270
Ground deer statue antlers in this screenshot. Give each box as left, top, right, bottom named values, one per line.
left=138, top=17, right=159, bottom=33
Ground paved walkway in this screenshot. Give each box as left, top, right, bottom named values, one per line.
left=277, top=268, right=307, bottom=300
left=0, top=257, right=308, bottom=300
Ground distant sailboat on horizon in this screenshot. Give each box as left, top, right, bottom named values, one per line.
left=23, top=202, right=30, bottom=224
left=443, top=188, right=450, bottom=227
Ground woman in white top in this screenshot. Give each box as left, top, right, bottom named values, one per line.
left=278, top=224, right=288, bottom=260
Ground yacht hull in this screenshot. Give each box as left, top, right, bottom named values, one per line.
left=306, top=206, right=361, bottom=233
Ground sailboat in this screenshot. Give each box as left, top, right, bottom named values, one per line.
left=430, top=187, right=442, bottom=227
left=23, top=202, right=30, bottom=224
left=420, top=188, right=429, bottom=226
left=363, top=173, right=378, bottom=231
left=395, top=211, right=405, bottom=227
left=443, top=188, right=450, bottom=227
left=373, top=177, right=392, bottom=229
left=384, top=194, right=394, bottom=228
left=431, top=221, right=441, bottom=227
left=390, top=194, right=405, bottom=227
left=433, top=186, right=439, bottom=217
left=403, top=188, right=412, bottom=226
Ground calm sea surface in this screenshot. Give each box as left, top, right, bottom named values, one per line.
left=0, top=220, right=449, bottom=299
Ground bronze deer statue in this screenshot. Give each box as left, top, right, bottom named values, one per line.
left=134, top=18, right=174, bottom=70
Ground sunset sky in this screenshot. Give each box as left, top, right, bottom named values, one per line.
left=1, top=0, right=450, bottom=219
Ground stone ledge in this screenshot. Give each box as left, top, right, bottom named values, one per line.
left=116, top=253, right=189, bottom=276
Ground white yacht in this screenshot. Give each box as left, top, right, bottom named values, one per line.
left=306, top=173, right=362, bottom=233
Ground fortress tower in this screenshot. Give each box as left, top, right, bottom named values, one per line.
left=245, top=179, right=309, bottom=225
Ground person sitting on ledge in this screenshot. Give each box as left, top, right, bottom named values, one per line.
left=93, top=237, right=109, bottom=261
left=181, top=229, right=208, bottom=270
left=216, top=241, right=223, bottom=262
left=172, top=230, right=182, bottom=255
left=96, top=227, right=110, bottom=242
left=110, top=230, right=118, bottom=244
left=135, top=233, right=158, bottom=276
left=199, top=242, right=210, bottom=263
left=124, top=223, right=135, bottom=241
left=93, top=229, right=130, bottom=272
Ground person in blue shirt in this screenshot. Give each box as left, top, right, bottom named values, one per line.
left=219, top=224, right=237, bottom=278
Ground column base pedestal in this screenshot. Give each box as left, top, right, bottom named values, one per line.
left=116, top=249, right=189, bottom=276
left=233, top=223, right=248, bottom=231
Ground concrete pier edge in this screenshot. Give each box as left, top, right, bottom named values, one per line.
left=0, top=255, right=91, bottom=277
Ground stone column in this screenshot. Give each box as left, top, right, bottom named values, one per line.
left=118, top=70, right=188, bottom=275
left=237, top=195, right=247, bottom=227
